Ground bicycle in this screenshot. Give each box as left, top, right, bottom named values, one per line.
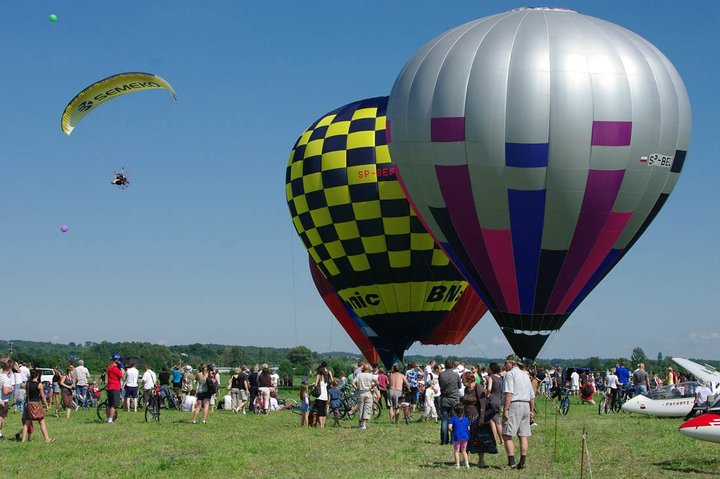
left=558, top=387, right=571, bottom=416
left=281, top=397, right=301, bottom=414
left=145, top=386, right=162, bottom=422
left=96, top=389, right=119, bottom=423
left=162, top=388, right=183, bottom=411
left=614, top=385, right=634, bottom=412
left=598, top=388, right=619, bottom=415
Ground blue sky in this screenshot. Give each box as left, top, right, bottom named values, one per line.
left=0, top=1, right=717, bottom=360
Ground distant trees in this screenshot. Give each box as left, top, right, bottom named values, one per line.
left=287, top=346, right=313, bottom=374
left=631, top=347, right=648, bottom=364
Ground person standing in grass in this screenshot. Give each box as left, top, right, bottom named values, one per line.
left=229, top=368, right=243, bottom=414
left=59, top=366, right=75, bottom=419
left=73, top=360, right=90, bottom=411
left=105, top=354, right=124, bottom=423
left=258, top=366, right=273, bottom=415
left=299, top=384, right=310, bottom=427
left=20, top=369, right=53, bottom=443
left=50, top=366, right=61, bottom=416
left=0, top=360, right=14, bottom=439
left=171, top=365, right=183, bottom=397
left=328, top=380, right=342, bottom=427
left=192, top=364, right=210, bottom=424
left=124, top=364, right=140, bottom=412
left=439, top=358, right=461, bottom=446
left=313, top=364, right=330, bottom=428
left=448, top=403, right=471, bottom=469
left=388, top=365, right=410, bottom=424
left=353, top=364, right=378, bottom=430
left=501, top=355, right=535, bottom=470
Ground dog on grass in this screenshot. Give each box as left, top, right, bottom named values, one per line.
left=308, top=410, right=319, bottom=427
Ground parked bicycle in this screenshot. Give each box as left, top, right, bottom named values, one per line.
left=145, top=385, right=162, bottom=422
left=96, top=389, right=119, bottom=423
left=558, top=387, right=571, bottom=415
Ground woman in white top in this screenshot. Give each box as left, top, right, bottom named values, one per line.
left=313, top=364, right=330, bottom=428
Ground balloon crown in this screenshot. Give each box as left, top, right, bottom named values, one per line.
left=511, top=6, right=576, bottom=12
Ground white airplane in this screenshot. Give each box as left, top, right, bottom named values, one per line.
left=621, top=357, right=720, bottom=417
left=621, top=381, right=698, bottom=417
left=679, top=403, right=720, bottom=443
left=670, top=357, right=720, bottom=443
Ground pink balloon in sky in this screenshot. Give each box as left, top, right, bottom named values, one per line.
left=60, top=224, right=68, bottom=233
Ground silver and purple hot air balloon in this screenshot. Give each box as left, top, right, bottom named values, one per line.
left=387, top=7, right=691, bottom=359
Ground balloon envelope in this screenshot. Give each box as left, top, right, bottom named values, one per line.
left=309, top=257, right=381, bottom=366
left=387, top=8, right=691, bottom=358
left=60, top=224, right=68, bottom=233
left=287, top=96, right=483, bottom=362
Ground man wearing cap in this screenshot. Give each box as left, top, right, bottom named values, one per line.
left=502, top=355, right=535, bottom=470
left=105, top=354, right=124, bottom=423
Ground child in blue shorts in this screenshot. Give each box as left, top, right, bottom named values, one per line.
left=448, top=403, right=470, bottom=469
left=328, top=380, right=342, bottom=427
left=299, top=384, right=309, bottom=428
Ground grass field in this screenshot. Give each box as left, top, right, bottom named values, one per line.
left=2, top=391, right=719, bottom=478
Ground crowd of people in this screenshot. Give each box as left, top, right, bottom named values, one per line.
left=4, top=352, right=713, bottom=471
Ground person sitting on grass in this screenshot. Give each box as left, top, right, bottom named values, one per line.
left=580, top=380, right=595, bottom=406
left=448, top=403, right=471, bottom=469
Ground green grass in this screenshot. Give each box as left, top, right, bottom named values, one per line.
left=2, top=393, right=719, bottom=478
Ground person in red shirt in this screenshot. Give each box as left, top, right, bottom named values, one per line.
left=105, top=354, right=124, bottom=423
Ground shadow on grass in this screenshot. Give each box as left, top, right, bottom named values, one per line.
left=653, top=458, right=720, bottom=476
left=420, top=461, right=505, bottom=470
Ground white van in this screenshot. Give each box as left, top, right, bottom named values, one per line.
left=38, top=368, right=55, bottom=385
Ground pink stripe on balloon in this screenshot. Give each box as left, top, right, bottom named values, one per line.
left=591, top=121, right=632, bottom=146
left=436, top=164, right=507, bottom=310
left=556, top=211, right=633, bottom=313
left=385, top=120, right=392, bottom=144
left=545, top=169, right=626, bottom=313
left=481, top=229, right=521, bottom=314
left=431, top=117, right=465, bottom=142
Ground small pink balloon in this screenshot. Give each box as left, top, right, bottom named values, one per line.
left=60, top=224, right=69, bottom=233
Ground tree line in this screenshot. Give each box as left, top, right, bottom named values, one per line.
left=2, top=340, right=717, bottom=378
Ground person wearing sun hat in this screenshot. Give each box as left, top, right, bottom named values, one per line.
left=501, top=354, right=534, bottom=470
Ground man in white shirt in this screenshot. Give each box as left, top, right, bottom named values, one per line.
left=270, top=369, right=280, bottom=391
left=142, top=364, right=157, bottom=402
left=424, top=360, right=436, bottom=384
left=604, top=368, right=621, bottom=410
left=74, top=360, right=91, bottom=410
left=0, top=360, right=14, bottom=439
left=124, top=365, right=140, bottom=412
left=570, top=369, right=580, bottom=396
left=502, top=355, right=535, bottom=470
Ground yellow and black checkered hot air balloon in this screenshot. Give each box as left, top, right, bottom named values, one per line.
left=286, top=96, right=484, bottom=366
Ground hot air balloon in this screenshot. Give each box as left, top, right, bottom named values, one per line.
left=309, top=257, right=381, bottom=366
left=387, top=7, right=691, bottom=359
left=421, top=286, right=486, bottom=346
left=286, top=96, right=486, bottom=366
left=61, top=72, right=177, bottom=135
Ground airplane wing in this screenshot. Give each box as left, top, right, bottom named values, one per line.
left=670, top=357, right=720, bottom=385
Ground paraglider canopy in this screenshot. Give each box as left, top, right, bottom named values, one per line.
left=61, top=72, right=177, bottom=135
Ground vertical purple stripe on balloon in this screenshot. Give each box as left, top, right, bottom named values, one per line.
left=436, top=164, right=507, bottom=310
left=431, top=117, right=465, bottom=142
left=385, top=120, right=392, bottom=144
left=545, top=169, right=626, bottom=313
left=591, top=121, right=632, bottom=146
left=557, top=211, right=632, bottom=313
left=508, top=189, right=546, bottom=314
